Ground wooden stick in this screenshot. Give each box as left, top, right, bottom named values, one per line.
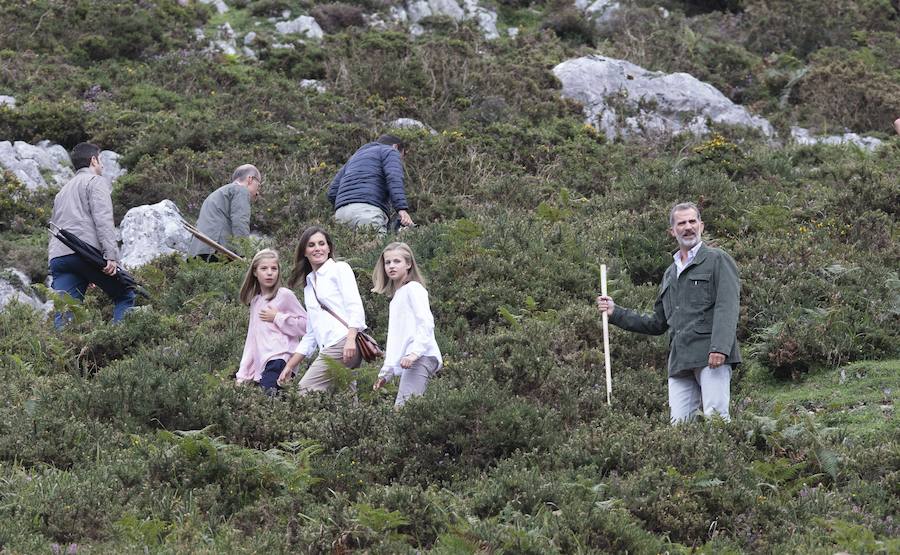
left=182, top=220, right=245, bottom=262
left=601, top=264, right=612, bottom=405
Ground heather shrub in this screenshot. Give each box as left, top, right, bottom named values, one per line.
left=742, top=0, right=897, bottom=58
left=790, top=47, right=900, bottom=133
left=311, top=3, right=366, bottom=32
left=0, top=98, right=88, bottom=147
left=383, top=380, right=560, bottom=484
left=541, top=6, right=596, bottom=46
left=0, top=0, right=209, bottom=63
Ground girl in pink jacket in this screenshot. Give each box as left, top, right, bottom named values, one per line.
left=236, top=249, right=308, bottom=394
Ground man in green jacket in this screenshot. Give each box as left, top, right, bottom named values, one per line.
left=188, top=164, right=262, bottom=261
left=596, top=202, right=741, bottom=422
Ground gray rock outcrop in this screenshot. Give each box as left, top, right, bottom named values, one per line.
left=300, top=79, right=327, bottom=93
left=0, top=268, right=51, bottom=315
left=99, top=150, right=126, bottom=181
left=389, top=118, right=438, bottom=134
left=198, top=0, right=229, bottom=13
left=402, top=0, right=499, bottom=40
left=276, top=16, right=324, bottom=40
left=119, top=200, right=192, bottom=269
left=575, top=0, right=621, bottom=23
left=790, top=127, right=883, bottom=152
left=211, top=22, right=238, bottom=55
left=0, top=140, right=74, bottom=189
left=0, top=141, right=124, bottom=189
left=0, top=95, right=15, bottom=109
left=553, top=55, right=775, bottom=141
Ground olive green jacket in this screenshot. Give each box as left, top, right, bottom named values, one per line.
left=188, top=181, right=251, bottom=256
left=609, top=243, right=741, bottom=377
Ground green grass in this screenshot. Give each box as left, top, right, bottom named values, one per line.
left=743, top=360, right=898, bottom=443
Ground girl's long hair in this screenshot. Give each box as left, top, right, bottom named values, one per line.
left=371, top=242, right=426, bottom=297
left=288, top=226, right=335, bottom=289
left=239, top=249, right=280, bottom=305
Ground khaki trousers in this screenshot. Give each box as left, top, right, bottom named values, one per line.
left=297, top=337, right=361, bottom=394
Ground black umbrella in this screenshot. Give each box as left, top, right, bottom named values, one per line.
left=48, top=222, right=148, bottom=298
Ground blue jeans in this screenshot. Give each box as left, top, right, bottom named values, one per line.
left=49, top=254, right=135, bottom=328
left=259, top=358, right=286, bottom=396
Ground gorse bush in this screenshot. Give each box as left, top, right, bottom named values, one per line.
left=0, top=0, right=897, bottom=552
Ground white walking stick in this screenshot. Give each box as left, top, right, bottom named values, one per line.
left=601, top=264, right=612, bottom=405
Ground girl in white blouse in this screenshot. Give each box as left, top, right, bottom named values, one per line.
left=371, top=242, right=442, bottom=407
left=278, top=226, right=365, bottom=393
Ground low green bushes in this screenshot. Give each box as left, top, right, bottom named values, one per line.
left=0, top=1, right=897, bottom=552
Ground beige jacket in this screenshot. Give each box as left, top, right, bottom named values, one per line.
left=48, top=168, right=119, bottom=262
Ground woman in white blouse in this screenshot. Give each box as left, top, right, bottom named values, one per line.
left=371, top=242, right=442, bottom=407
left=278, top=226, right=365, bottom=393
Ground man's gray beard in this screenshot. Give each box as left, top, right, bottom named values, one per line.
left=677, top=234, right=700, bottom=249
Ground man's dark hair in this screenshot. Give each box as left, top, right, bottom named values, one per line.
left=72, top=143, right=101, bottom=170
left=376, top=134, right=407, bottom=153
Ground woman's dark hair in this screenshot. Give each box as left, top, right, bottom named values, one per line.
left=71, top=142, right=101, bottom=170
left=289, top=226, right=335, bottom=289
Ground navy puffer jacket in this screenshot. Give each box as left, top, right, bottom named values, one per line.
left=327, top=143, right=408, bottom=215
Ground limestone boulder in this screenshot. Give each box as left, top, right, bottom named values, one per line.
left=99, top=150, right=126, bottom=181
left=790, top=127, right=883, bottom=152
left=405, top=0, right=499, bottom=40
left=0, top=268, right=52, bottom=315
left=575, top=0, right=621, bottom=23
left=388, top=118, right=438, bottom=134
left=119, top=200, right=193, bottom=269
left=276, top=16, right=324, bottom=40
left=198, top=0, right=229, bottom=13
left=300, top=79, right=327, bottom=93
left=0, top=95, right=15, bottom=108
left=553, top=55, right=775, bottom=141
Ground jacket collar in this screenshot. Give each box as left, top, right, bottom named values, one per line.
left=308, top=257, right=336, bottom=284
left=665, top=243, right=709, bottom=284
left=678, top=243, right=709, bottom=275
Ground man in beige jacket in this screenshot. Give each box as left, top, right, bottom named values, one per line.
left=48, top=142, right=134, bottom=327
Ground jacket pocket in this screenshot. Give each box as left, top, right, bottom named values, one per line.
left=686, top=273, right=712, bottom=305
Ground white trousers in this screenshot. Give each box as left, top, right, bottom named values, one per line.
left=394, top=356, right=440, bottom=407
left=667, top=364, right=731, bottom=423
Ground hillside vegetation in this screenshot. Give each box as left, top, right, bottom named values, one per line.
left=0, top=0, right=898, bottom=553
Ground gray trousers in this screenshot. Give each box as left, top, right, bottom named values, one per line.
left=334, top=203, right=388, bottom=233
left=667, top=364, right=731, bottom=423
left=297, top=337, right=361, bottom=394
left=392, top=356, right=440, bottom=407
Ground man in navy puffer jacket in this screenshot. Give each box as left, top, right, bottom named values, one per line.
left=328, top=135, right=414, bottom=233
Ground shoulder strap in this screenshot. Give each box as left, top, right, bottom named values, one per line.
left=310, top=278, right=350, bottom=329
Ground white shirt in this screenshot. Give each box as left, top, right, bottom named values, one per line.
left=295, top=258, right=366, bottom=357
left=379, top=281, right=443, bottom=380
left=674, top=241, right=703, bottom=277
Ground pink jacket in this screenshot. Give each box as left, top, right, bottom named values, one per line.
left=236, top=287, right=308, bottom=383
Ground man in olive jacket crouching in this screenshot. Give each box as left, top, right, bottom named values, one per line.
left=596, top=201, right=741, bottom=423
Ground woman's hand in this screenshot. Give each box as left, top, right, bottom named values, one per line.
left=342, top=341, right=358, bottom=365
left=373, top=377, right=387, bottom=390
left=400, top=353, right=419, bottom=369
left=342, top=329, right=359, bottom=364
left=259, top=306, right=277, bottom=322
left=277, top=365, right=295, bottom=387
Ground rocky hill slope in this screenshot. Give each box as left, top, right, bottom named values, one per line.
left=0, top=1, right=897, bottom=552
